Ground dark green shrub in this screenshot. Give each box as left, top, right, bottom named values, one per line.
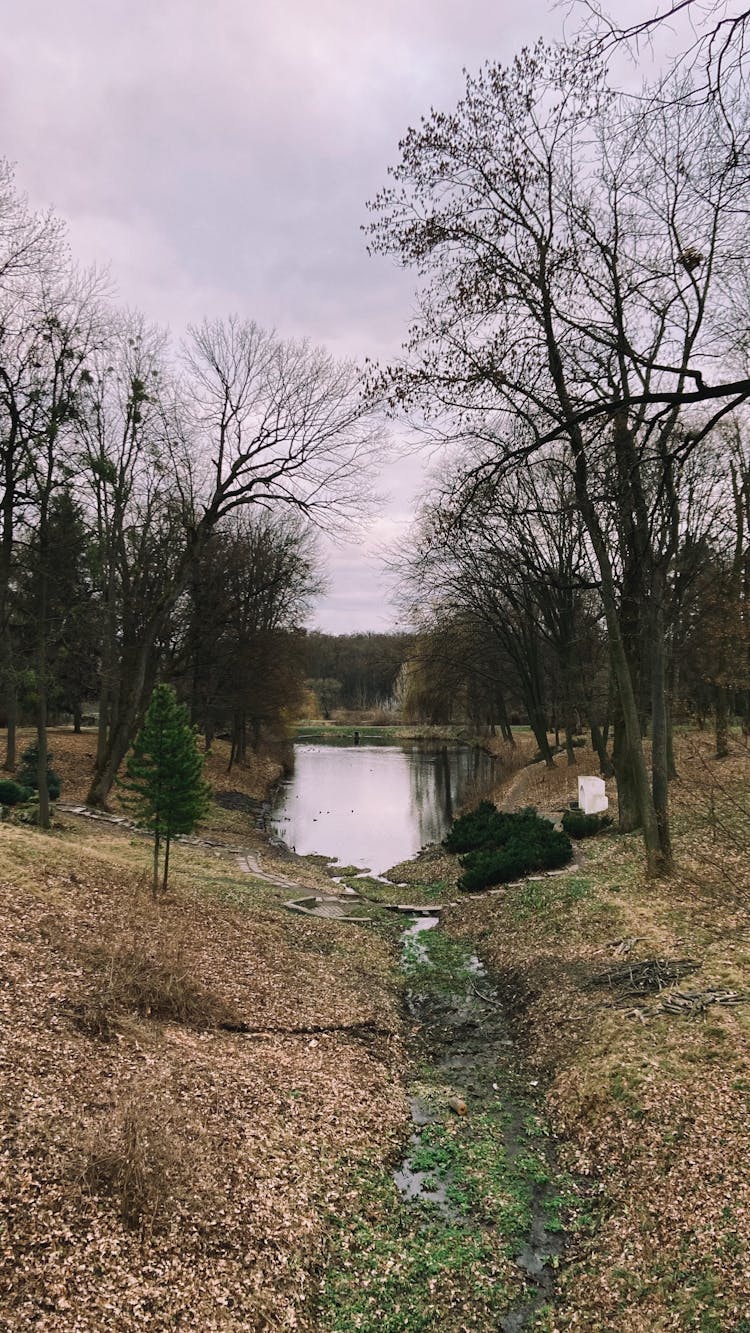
left=0, top=779, right=26, bottom=806
left=459, top=826, right=572, bottom=891
left=16, top=744, right=62, bottom=801
left=446, top=802, right=574, bottom=891
left=561, top=809, right=613, bottom=839
left=445, top=801, right=531, bottom=853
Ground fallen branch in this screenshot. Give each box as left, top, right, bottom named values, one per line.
left=622, top=989, right=748, bottom=1021
left=218, top=1019, right=397, bottom=1038
left=590, top=958, right=700, bottom=995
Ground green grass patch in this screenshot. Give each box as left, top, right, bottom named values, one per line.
left=401, top=929, right=477, bottom=997
left=340, top=874, right=447, bottom=907
left=507, top=875, right=592, bottom=921
left=318, top=1095, right=574, bottom=1331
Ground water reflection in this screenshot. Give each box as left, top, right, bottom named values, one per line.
left=271, top=744, right=494, bottom=874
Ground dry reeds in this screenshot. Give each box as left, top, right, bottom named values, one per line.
left=82, top=1096, right=182, bottom=1232
left=73, top=907, right=232, bottom=1040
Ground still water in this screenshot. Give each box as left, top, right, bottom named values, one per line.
left=271, top=743, right=494, bottom=874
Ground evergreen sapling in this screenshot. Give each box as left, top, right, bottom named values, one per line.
left=121, top=684, right=210, bottom=896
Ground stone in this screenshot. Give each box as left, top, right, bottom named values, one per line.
left=578, top=775, right=608, bottom=815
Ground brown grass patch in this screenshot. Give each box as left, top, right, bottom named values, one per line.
left=75, top=917, right=232, bottom=1040
left=81, top=1093, right=185, bottom=1232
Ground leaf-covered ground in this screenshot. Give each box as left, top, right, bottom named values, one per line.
left=0, top=803, right=405, bottom=1330
left=434, top=733, right=750, bottom=1331
left=3, top=726, right=750, bottom=1329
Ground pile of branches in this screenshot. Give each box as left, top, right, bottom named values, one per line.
left=589, top=958, right=700, bottom=996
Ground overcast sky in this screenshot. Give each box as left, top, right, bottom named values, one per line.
left=2, top=0, right=659, bottom=633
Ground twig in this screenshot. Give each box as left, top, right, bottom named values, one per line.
left=470, top=981, right=504, bottom=1009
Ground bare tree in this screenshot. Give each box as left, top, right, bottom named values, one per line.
left=79, top=316, right=381, bottom=807
left=22, top=269, right=108, bottom=825
left=574, top=1, right=750, bottom=105
left=0, top=162, right=68, bottom=770
left=368, top=45, right=749, bottom=871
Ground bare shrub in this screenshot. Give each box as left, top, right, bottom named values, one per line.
left=672, top=732, right=750, bottom=900
left=82, top=1097, right=181, bottom=1232
left=74, top=911, right=232, bottom=1039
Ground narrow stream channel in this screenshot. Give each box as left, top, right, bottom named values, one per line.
left=278, top=740, right=566, bottom=1327
left=394, top=913, right=565, bottom=1330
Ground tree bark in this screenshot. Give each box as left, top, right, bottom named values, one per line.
left=650, top=581, right=673, bottom=870
left=715, top=685, right=730, bottom=758
left=590, top=720, right=614, bottom=778
left=573, top=465, right=663, bottom=870
left=161, top=830, right=171, bottom=895
left=152, top=824, right=161, bottom=898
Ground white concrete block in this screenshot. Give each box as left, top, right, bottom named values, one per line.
left=578, top=775, right=608, bottom=815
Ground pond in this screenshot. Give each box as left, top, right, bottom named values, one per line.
left=270, top=742, right=495, bottom=874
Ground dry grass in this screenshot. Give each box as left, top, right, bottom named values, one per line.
left=74, top=912, right=233, bottom=1040
left=81, top=1093, right=186, bottom=1232
left=440, top=732, right=750, bottom=1331
left=0, top=811, right=405, bottom=1330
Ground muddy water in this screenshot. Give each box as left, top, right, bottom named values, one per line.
left=271, top=743, right=494, bottom=873
left=396, top=914, right=564, bottom=1329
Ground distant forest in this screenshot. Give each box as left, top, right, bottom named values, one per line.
left=304, top=632, right=413, bottom=715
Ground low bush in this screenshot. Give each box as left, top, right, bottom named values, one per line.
left=82, top=1096, right=183, bottom=1232
left=75, top=919, right=232, bottom=1040
left=561, top=809, right=613, bottom=839
left=444, top=801, right=516, bottom=853
left=0, top=779, right=28, bottom=806
left=446, top=802, right=574, bottom=891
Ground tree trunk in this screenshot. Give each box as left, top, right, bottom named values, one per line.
left=152, top=824, right=161, bottom=898
left=161, top=830, right=171, bottom=895
left=528, top=705, right=554, bottom=767
left=578, top=487, right=662, bottom=870
left=590, top=721, right=614, bottom=778
left=36, top=524, right=50, bottom=830
left=87, top=663, right=149, bottom=808
left=72, top=702, right=82, bottom=734
left=612, top=718, right=641, bottom=832
left=3, top=674, right=16, bottom=772
left=650, top=586, right=673, bottom=871
left=666, top=699, right=677, bottom=780
left=715, top=685, right=730, bottom=758
left=494, top=688, right=514, bottom=745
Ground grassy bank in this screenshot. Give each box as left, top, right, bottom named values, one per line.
left=414, top=733, right=750, bottom=1330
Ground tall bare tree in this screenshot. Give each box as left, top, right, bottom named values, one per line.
left=368, top=45, right=749, bottom=870
left=0, top=162, right=67, bottom=770
left=79, top=316, right=380, bottom=806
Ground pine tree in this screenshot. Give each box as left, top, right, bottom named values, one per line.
left=121, top=684, right=210, bottom=896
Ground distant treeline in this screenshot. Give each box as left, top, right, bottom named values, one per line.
left=304, top=632, right=414, bottom=714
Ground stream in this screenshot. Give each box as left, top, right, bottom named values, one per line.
left=277, top=741, right=565, bottom=1326
left=394, top=913, right=564, bottom=1330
